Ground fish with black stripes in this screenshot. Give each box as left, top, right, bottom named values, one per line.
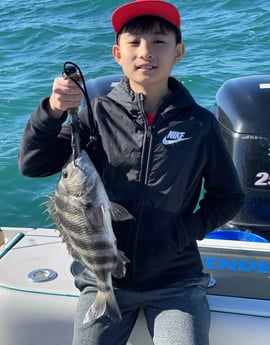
left=43, top=150, right=132, bottom=325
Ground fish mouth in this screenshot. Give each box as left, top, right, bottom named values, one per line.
left=72, top=157, right=82, bottom=169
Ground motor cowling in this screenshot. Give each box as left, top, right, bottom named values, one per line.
left=213, top=75, right=270, bottom=239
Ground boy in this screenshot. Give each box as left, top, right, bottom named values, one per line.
left=19, top=1, right=244, bottom=344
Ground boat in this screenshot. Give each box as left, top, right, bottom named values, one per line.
left=1, top=74, right=270, bottom=345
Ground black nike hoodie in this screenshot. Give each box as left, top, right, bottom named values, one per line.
left=19, top=76, right=245, bottom=289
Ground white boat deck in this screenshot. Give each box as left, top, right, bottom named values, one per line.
left=1, top=227, right=270, bottom=345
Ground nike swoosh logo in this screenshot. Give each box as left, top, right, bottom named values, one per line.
left=162, top=137, right=191, bottom=145
left=162, top=131, right=191, bottom=145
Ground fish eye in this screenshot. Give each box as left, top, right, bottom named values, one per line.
left=62, top=170, right=68, bottom=179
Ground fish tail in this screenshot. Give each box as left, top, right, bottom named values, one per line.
left=83, top=288, right=122, bottom=325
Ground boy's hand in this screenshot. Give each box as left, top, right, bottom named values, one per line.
left=46, top=77, right=83, bottom=119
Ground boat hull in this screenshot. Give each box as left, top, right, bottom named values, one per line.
left=1, top=227, right=270, bottom=345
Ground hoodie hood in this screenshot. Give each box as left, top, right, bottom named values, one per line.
left=107, top=76, right=196, bottom=116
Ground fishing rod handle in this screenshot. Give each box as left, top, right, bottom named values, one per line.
left=62, top=66, right=80, bottom=114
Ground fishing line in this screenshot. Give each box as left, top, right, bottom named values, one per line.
left=62, top=61, right=97, bottom=157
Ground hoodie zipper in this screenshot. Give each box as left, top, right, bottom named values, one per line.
left=129, top=93, right=155, bottom=287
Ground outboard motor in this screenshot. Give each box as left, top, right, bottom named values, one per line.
left=213, top=75, right=270, bottom=240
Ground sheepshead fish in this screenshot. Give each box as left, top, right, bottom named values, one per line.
left=44, top=150, right=132, bottom=325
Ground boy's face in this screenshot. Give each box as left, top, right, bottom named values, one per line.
left=112, top=24, right=184, bottom=94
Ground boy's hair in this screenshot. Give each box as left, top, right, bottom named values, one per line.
left=117, top=15, right=182, bottom=44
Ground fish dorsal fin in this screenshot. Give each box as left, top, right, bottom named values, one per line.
left=110, top=202, right=134, bottom=222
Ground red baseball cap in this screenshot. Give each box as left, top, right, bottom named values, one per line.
left=112, top=0, right=181, bottom=35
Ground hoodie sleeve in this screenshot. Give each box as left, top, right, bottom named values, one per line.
left=18, top=98, right=91, bottom=177
left=181, top=115, right=245, bottom=242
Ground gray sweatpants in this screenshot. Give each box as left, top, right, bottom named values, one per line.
left=72, top=266, right=210, bottom=345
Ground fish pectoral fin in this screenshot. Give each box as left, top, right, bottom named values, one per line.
left=83, top=205, right=106, bottom=228
left=110, top=202, right=134, bottom=222
left=112, top=250, right=130, bottom=279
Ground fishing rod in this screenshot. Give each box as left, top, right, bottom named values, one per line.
left=62, top=64, right=80, bottom=161
left=62, top=61, right=97, bottom=160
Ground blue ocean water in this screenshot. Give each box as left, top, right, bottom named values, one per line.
left=1, top=0, right=269, bottom=228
